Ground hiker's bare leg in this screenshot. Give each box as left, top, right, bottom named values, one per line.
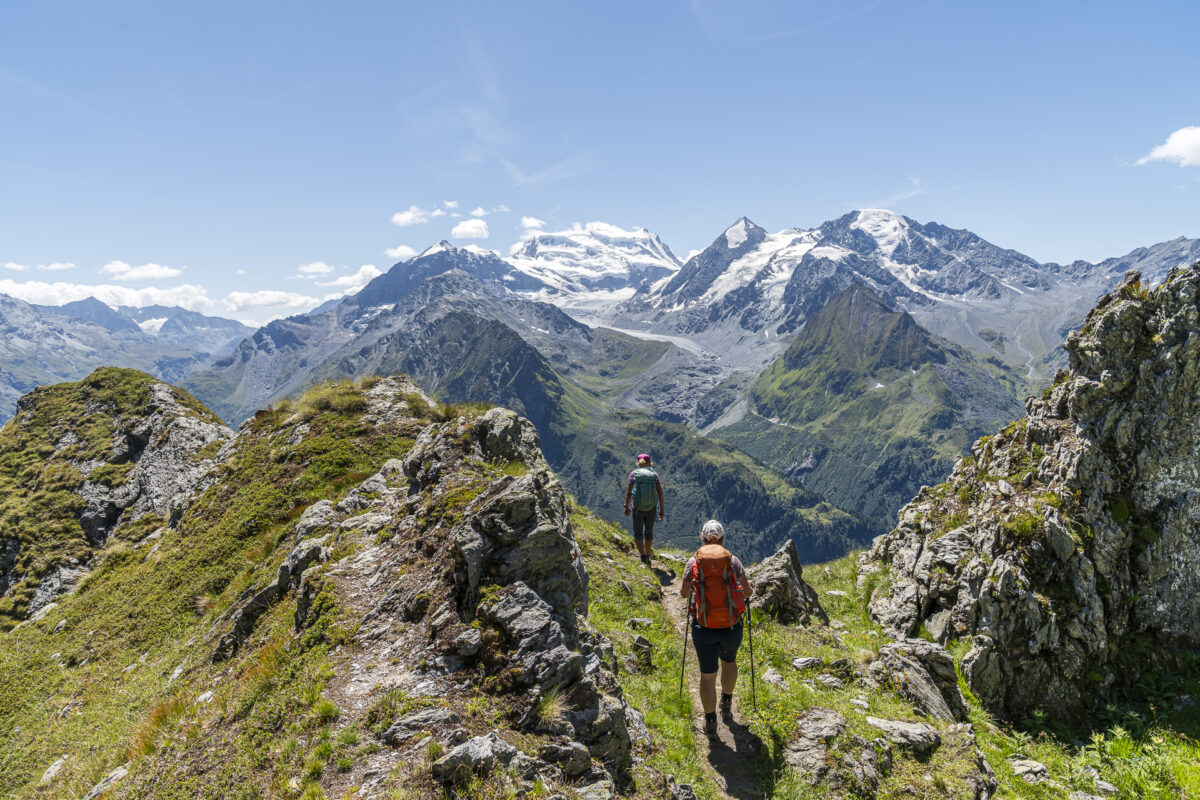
left=720, top=659, right=738, bottom=695
left=699, top=672, right=718, bottom=713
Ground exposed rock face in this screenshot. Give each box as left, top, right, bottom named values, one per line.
left=747, top=539, right=829, bottom=626
left=863, top=265, right=1200, bottom=721
left=78, top=383, right=233, bottom=545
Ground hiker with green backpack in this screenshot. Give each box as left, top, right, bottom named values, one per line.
left=680, top=520, right=753, bottom=737
left=624, top=453, right=665, bottom=566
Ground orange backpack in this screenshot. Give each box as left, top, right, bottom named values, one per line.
left=689, top=544, right=747, bottom=629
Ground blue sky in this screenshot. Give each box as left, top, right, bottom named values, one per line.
left=2, top=0, right=1198, bottom=323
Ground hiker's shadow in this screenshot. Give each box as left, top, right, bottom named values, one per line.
left=651, top=564, right=675, bottom=586
left=706, top=716, right=765, bottom=800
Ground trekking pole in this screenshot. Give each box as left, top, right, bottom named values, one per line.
left=747, top=609, right=757, bottom=712
left=678, top=608, right=692, bottom=704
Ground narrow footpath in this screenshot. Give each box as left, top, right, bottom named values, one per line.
left=657, top=562, right=765, bottom=800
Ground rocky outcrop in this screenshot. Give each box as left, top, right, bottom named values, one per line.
left=863, top=265, right=1200, bottom=721
left=747, top=539, right=828, bottom=625
left=78, top=382, right=232, bottom=544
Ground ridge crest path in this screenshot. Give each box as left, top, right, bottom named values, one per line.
left=657, top=561, right=766, bottom=800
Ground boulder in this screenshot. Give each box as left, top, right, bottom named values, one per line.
left=747, top=540, right=829, bottom=626
left=539, top=741, right=591, bottom=778
left=865, top=717, right=940, bottom=757
left=785, top=707, right=845, bottom=784
left=870, top=639, right=968, bottom=721
left=384, top=707, right=463, bottom=745
left=432, top=732, right=517, bottom=784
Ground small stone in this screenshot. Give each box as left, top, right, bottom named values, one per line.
left=793, top=656, right=824, bottom=671
left=454, top=627, right=482, bottom=658
left=52, top=619, right=66, bottom=634
left=1008, top=757, right=1050, bottom=783
left=632, top=635, right=654, bottom=671
left=196, top=691, right=214, bottom=704
left=617, top=580, right=633, bottom=595
left=997, top=479, right=1015, bottom=496
left=1070, top=793, right=1105, bottom=800
left=850, top=698, right=869, bottom=711
left=762, top=667, right=788, bottom=688
left=576, top=778, right=616, bottom=800
left=1094, top=778, right=1118, bottom=795
left=627, top=617, right=654, bottom=630
left=816, top=674, right=844, bottom=689
left=39, top=755, right=68, bottom=786
left=82, top=765, right=129, bottom=800
left=167, top=665, right=183, bottom=685
left=825, top=590, right=848, bottom=598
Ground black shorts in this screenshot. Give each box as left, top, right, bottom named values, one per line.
left=631, top=508, right=656, bottom=542
left=691, top=620, right=743, bottom=674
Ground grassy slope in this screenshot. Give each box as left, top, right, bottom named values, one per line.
left=718, top=286, right=1025, bottom=533
left=0, top=378, right=414, bottom=798
left=0, top=368, right=224, bottom=624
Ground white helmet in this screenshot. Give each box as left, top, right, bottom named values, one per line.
left=700, top=519, right=725, bottom=543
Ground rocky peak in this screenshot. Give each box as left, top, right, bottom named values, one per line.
left=861, top=263, right=1200, bottom=721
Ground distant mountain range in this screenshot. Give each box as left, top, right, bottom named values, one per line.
left=0, top=297, right=251, bottom=419
left=5, top=211, right=1199, bottom=557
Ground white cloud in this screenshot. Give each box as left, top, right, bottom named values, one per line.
left=99, top=260, right=183, bottom=281
left=1137, top=126, right=1200, bottom=167
left=315, top=264, right=382, bottom=293
left=385, top=245, right=417, bottom=260
left=470, top=206, right=488, bottom=217
left=494, top=204, right=510, bottom=213
left=0, top=279, right=211, bottom=310
left=391, top=205, right=432, bottom=226
left=451, top=219, right=490, bottom=239
left=444, top=200, right=458, bottom=209
left=236, top=269, right=247, bottom=275
left=4, top=262, right=29, bottom=272
left=520, top=216, right=546, bottom=229
left=38, top=262, right=76, bottom=271
left=223, top=290, right=319, bottom=313
left=296, top=261, right=336, bottom=276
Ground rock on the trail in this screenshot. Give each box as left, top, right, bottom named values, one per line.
left=747, top=539, right=829, bottom=626
left=863, top=264, right=1200, bottom=722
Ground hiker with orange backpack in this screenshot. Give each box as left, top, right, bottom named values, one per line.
left=680, top=520, right=753, bottom=737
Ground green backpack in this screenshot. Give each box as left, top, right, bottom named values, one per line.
left=631, top=467, right=658, bottom=512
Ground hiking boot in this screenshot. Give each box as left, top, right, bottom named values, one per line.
left=720, top=694, right=733, bottom=719
left=703, top=714, right=718, bottom=737
left=640, top=554, right=651, bottom=566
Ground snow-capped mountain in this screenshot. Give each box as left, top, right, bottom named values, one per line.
left=507, top=222, right=681, bottom=314
left=606, top=209, right=1172, bottom=382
